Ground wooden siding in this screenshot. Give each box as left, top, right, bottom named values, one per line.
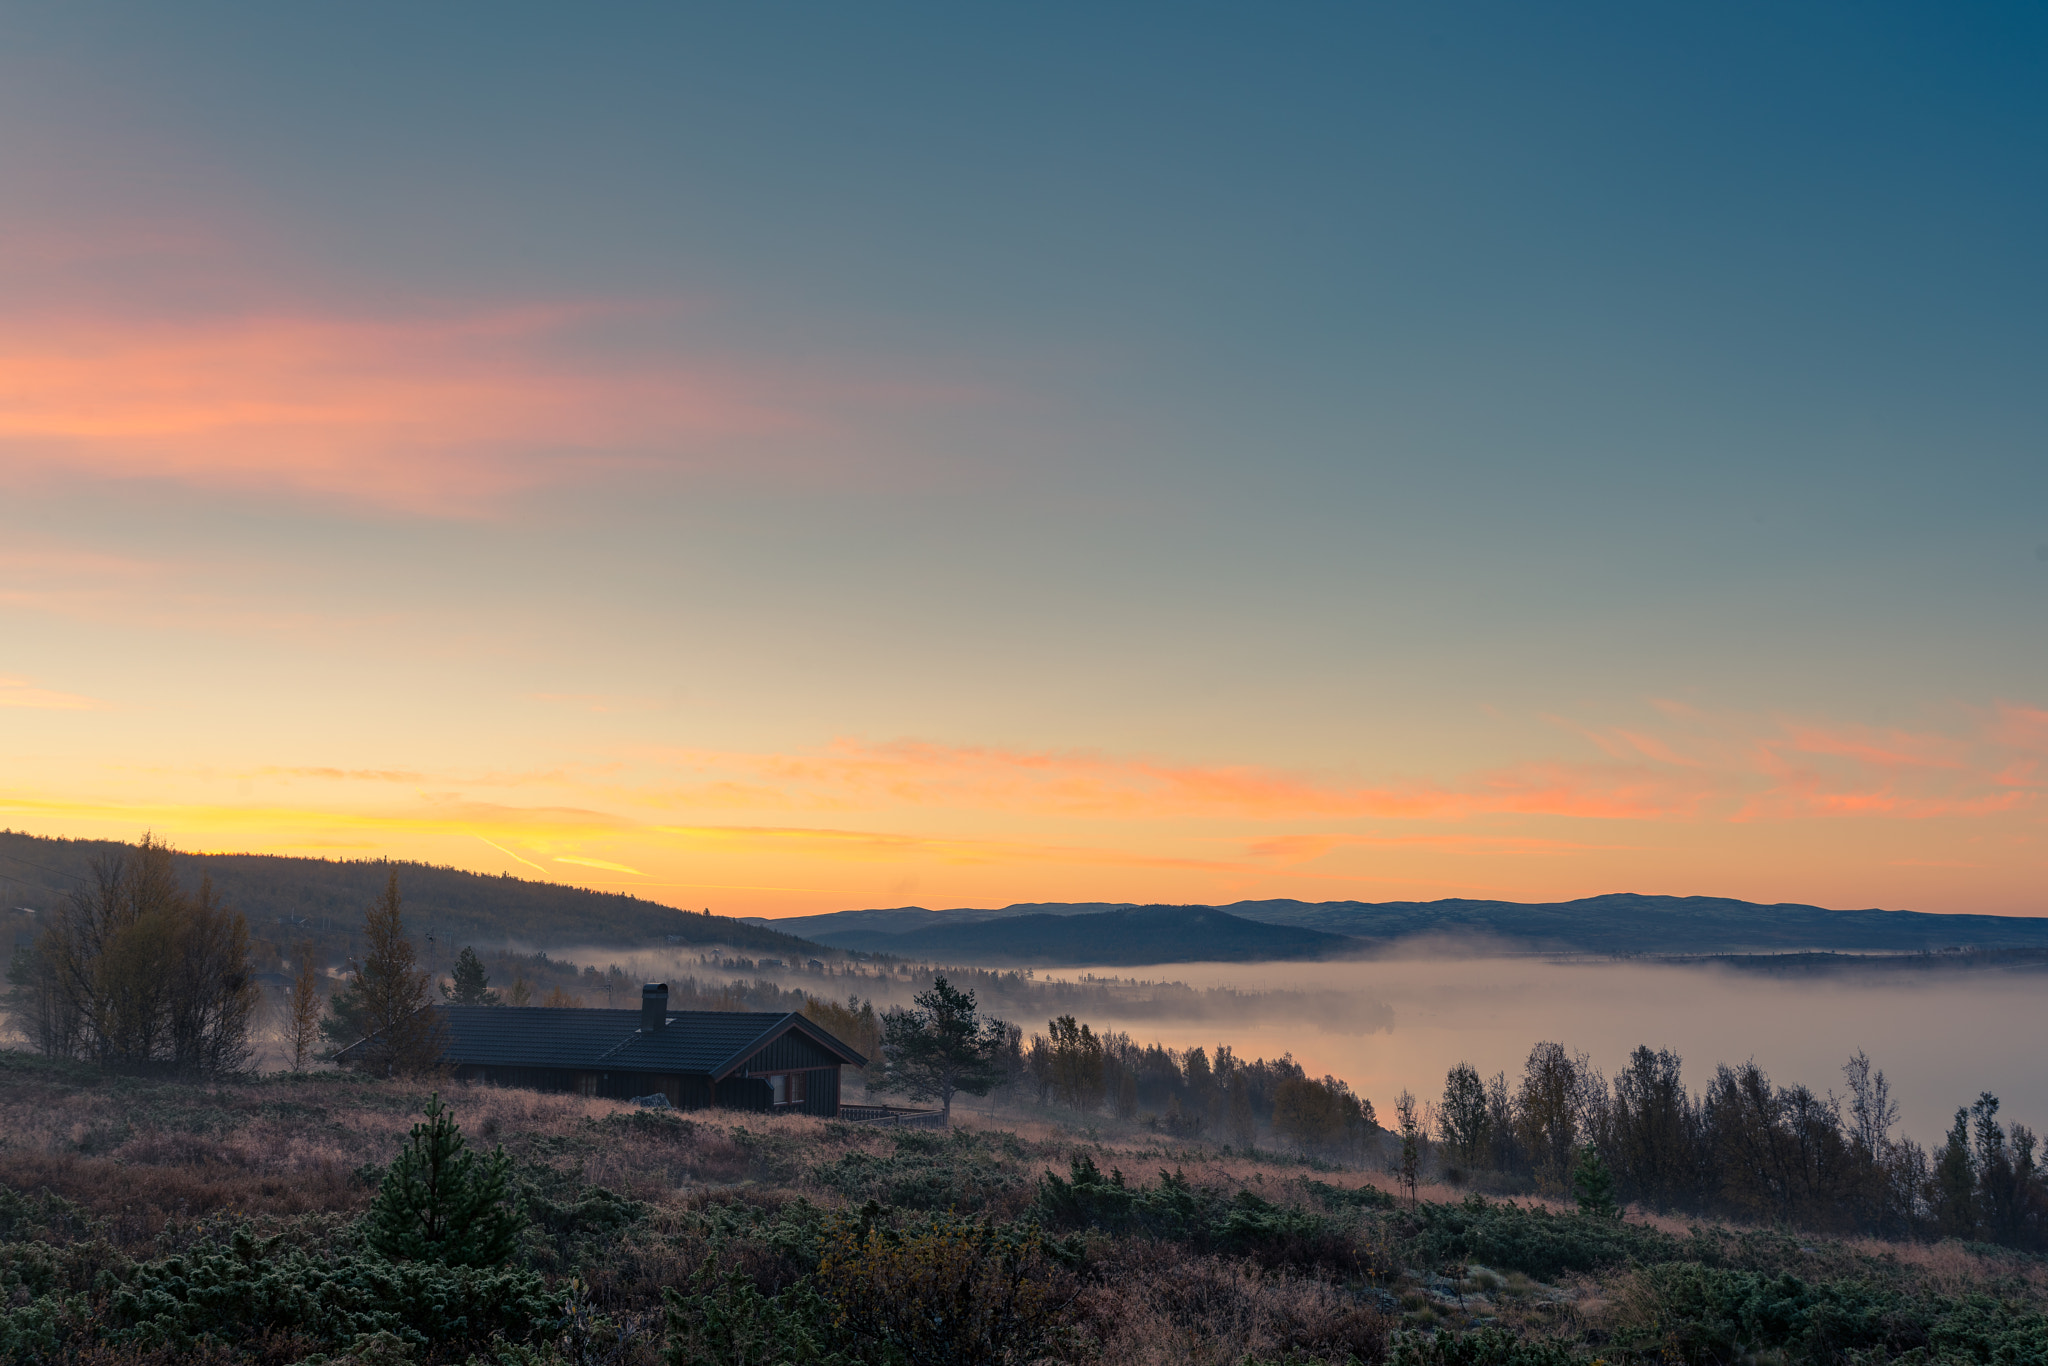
left=452, top=1054, right=842, bottom=1117
left=736, top=1027, right=842, bottom=1075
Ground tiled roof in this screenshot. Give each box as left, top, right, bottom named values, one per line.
left=600, top=1011, right=866, bottom=1076
left=429, top=1005, right=644, bottom=1068
left=335, top=1005, right=864, bottom=1076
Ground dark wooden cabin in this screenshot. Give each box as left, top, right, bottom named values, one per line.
left=335, top=983, right=866, bottom=1116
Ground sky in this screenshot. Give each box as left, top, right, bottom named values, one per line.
left=2, top=4, right=2046, bottom=920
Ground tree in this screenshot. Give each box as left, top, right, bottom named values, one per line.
left=1612, top=1046, right=1694, bottom=1211
left=284, top=942, right=324, bottom=1074
left=441, top=947, right=499, bottom=1006
left=330, top=872, right=447, bottom=1077
left=540, top=985, right=584, bottom=1008
left=1396, top=1090, right=1424, bottom=1207
left=1439, top=1062, right=1492, bottom=1169
left=874, top=976, right=1007, bottom=1124
left=1227, top=1073, right=1258, bottom=1149
left=1932, top=1106, right=1976, bottom=1240
left=1515, top=1042, right=1584, bottom=1194
left=364, top=1092, right=522, bottom=1267
left=1042, top=1015, right=1106, bottom=1112
left=27, top=834, right=258, bottom=1076
left=1572, top=1147, right=1621, bottom=1220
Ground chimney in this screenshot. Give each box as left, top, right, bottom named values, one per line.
left=641, top=982, right=668, bottom=1032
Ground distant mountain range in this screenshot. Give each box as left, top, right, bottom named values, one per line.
left=751, top=894, right=2048, bottom=961
left=755, top=904, right=1362, bottom=966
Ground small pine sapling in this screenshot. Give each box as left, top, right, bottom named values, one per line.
left=1571, top=1146, right=1621, bottom=1220
left=366, top=1092, right=523, bottom=1266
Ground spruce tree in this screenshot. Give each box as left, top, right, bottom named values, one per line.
left=1572, top=1147, right=1621, bottom=1220
left=442, top=946, right=499, bottom=1006
left=365, top=1092, right=522, bottom=1267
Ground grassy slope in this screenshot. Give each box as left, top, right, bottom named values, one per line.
left=1, top=1048, right=2040, bottom=1366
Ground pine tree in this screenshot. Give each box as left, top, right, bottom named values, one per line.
left=365, top=1092, right=522, bottom=1267
left=873, top=976, right=1006, bottom=1123
left=1572, top=1147, right=1621, bottom=1220
left=441, top=946, right=499, bottom=1006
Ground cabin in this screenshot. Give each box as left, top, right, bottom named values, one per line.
left=335, top=983, right=867, bottom=1116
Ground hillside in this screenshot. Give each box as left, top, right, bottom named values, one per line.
left=768, top=904, right=1363, bottom=965
left=0, top=829, right=826, bottom=965
left=757, top=892, right=2048, bottom=959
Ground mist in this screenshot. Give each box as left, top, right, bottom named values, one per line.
left=1051, top=955, right=2046, bottom=1144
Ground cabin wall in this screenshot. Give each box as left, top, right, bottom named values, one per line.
left=739, top=1030, right=843, bottom=1073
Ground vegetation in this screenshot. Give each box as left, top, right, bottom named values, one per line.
left=442, top=948, right=500, bottom=1007
left=322, top=874, right=448, bottom=1076
left=0, top=1045, right=2044, bottom=1366
left=1430, top=1043, right=2048, bottom=1252
left=873, top=977, right=1009, bottom=1122
left=5, top=835, right=259, bottom=1077
left=364, top=1093, right=522, bottom=1267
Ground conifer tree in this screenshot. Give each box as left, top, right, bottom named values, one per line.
left=329, top=872, right=446, bottom=1076
left=441, top=946, right=499, bottom=1006
left=874, top=976, right=1006, bottom=1123
left=1572, top=1146, right=1621, bottom=1220
left=365, top=1092, right=522, bottom=1267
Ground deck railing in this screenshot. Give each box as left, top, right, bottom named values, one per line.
left=838, top=1103, right=946, bottom=1129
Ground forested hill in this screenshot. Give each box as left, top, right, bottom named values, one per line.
left=759, top=892, right=2048, bottom=957
left=0, top=830, right=824, bottom=962
left=768, top=904, right=1361, bottom=965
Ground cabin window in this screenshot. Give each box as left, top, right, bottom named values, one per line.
left=768, top=1072, right=807, bottom=1106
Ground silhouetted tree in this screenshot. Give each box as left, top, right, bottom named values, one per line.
left=441, top=946, right=498, bottom=1006
left=875, top=976, right=1008, bottom=1123
left=1439, top=1062, right=1491, bottom=1169
left=329, top=872, right=446, bottom=1076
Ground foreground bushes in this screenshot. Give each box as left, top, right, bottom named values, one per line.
left=1403, top=1195, right=1680, bottom=1281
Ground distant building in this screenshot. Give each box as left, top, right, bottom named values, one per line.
left=334, top=983, right=866, bottom=1116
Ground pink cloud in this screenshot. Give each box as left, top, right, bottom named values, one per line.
left=0, top=302, right=887, bottom=514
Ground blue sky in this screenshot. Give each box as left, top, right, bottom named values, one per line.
left=2, top=4, right=2044, bottom=915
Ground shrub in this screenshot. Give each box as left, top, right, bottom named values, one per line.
left=1036, top=1155, right=1372, bottom=1273
left=660, top=1255, right=844, bottom=1366
left=1388, top=1326, right=1578, bottom=1366
left=99, top=1226, right=563, bottom=1352
left=814, top=1208, right=1063, bottom=1366
left=809, top=1135, right=1024, bottom=1213
left=1402, top=1196, right=1678, bottom=1280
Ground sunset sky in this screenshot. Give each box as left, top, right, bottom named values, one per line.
left=4, top=5, right=2045, bottom=919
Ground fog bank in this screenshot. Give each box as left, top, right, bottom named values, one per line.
left=1055, top=956, right=2046, bottom=1143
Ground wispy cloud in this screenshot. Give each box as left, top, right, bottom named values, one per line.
left=0, top=676, right=104, bottom=710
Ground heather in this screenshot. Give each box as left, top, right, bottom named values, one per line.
left=3, top=1050, right=2045, bottom=1366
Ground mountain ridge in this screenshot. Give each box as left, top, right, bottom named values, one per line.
left=749, top=893, right=2048, bottom=958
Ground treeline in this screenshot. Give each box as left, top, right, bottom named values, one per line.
left=1016, top=1015, right=1376, bottom=1159
left=1431, top=1041, right=2048, bottom=1251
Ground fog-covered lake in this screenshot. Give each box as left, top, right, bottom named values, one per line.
left=1053, top=956, right=2047, bottom=1144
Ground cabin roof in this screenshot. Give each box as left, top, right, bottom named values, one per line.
left=334, top=1004, right=866, bottom=1075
